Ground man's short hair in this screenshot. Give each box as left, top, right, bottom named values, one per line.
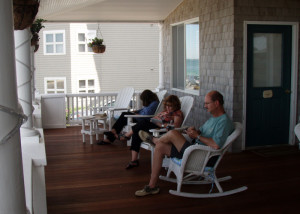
left=210, top=91, right=224, bottom=106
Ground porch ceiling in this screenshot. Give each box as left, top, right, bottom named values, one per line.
left=38, top=0, right=184, bottom=23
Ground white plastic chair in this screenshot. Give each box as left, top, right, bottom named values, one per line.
left=96, top=87, right=134, bottom=130
left=159, top=122, right=247, bottom=198
left=80, top=87, right=134, bottom=144
left=141, top=96, right=194, bottom=165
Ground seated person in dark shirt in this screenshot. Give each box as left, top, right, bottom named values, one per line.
left=97, top=89, right=159, bottom=145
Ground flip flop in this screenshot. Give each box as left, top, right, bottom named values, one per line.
left=104, top=131, right=116, bottom=142
left=125, top=160, right=139, bottom=169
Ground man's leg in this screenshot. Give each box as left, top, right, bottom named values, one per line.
left=148, top=142, right=171, bottom=188
left=153, top=130, right=187, bottom=152
left=149, top=131, right=187, bottom=188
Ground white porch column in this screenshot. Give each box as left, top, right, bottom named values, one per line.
left=14, top=29, right=40, bottom=138
left=156, top=22, right=164, bottom=91
left=0, top=0, right=27, bottom=213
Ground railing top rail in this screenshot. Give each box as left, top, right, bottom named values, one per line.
left=66, top=92, right=119, bottom=98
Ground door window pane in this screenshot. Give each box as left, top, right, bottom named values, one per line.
left=253, top=33, right=282, bottom=87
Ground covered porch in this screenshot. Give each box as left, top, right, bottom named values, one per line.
left=1, top=0, right=300, bottom=213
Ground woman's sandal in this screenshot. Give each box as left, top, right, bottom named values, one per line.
left=118, top=133, right=131, bottom=141
left=103, top=131, right=116, bottom=142
left=97, top=131, right=116, bottom=145
left=125, top=160, right=139, bottom=169
left=97, top=140, right=111, bottom=145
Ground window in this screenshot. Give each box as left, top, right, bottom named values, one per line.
left=44, top=77, right=66, bottom=94
left=79, top=79, right=95, bottom=93
left=172, top=18, right=199, bottom=93
left=43, top=30, right=65, bottom=55
left=77, top=31, right=96, bottom=53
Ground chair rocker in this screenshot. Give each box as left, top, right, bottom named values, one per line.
left=159, top=122, right=247, bottom=198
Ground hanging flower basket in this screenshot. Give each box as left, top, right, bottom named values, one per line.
left=13, top=0, right=40, bottom=30
left=92, top=45, right=106, bottom=53
left=88, top=37, right=106, bottom=54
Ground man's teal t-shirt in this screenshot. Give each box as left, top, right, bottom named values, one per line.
left=196, top=114, right=234, bottom=148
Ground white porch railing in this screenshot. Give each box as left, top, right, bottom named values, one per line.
left=66, top=91, right=142, bottom=125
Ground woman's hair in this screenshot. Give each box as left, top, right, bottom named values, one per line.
left=164, top=95, right=181, bottom=111
left=140, top=90, right=159, bottom=106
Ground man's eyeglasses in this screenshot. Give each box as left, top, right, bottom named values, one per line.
left=204, top=101, right=214, bottom=106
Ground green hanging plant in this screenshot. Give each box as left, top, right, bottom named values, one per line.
left=30, top=18, right=46, bottom=35
left=30, top=18, right=46, bottom=52
left=88, top=37, right=106, bottom=53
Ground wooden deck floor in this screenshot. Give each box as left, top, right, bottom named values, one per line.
left=44, top=126, right=300, bottom=214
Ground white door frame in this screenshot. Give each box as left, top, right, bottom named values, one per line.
left=242, top=21, right=299, bottom=150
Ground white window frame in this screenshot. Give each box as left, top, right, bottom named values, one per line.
left=77, top=30, right=96, bottom=53
left=171, top=18, right=200, bottom=95
left=44, top=77, right=67, bottom=94
left=43, top=30, right=66, bottom=55
left=78, top=79, right=96, bottom=93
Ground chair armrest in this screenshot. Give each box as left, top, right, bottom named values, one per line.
left=149, top=126, right=189, bottom=136
left=107, top=107, right=130, bottom=112
left=124, top=114, right=154, bottom=118
left=149, top=128, right=167, bottom=137
left=149, top=128, right=167, bottom=133
left=80, top=116, right=95, bottom=120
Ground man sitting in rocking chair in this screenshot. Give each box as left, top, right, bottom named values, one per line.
left=136, top=90, right=234, bottom=197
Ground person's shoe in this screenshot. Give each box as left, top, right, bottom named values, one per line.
left=125, top=160, right=139, bottom=169
left=97, top=140, right=111, bottom=145
left=135, top=185, right=160, bottom=197
left=138, top=131, right=153, bottom=143
left=103, top=131, right=116, bottom=142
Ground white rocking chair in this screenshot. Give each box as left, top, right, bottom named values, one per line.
left=80, top=87, right=134, bottom=144
left=159, top=122, right=247, bottom=198
left=95, top=87, right=134, bottom=130
left=142, top=96, right=194, bottom=165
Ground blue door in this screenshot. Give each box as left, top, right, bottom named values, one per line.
left=246, top=24, right=292, bottom=147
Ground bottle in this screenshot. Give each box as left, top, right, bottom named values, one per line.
left=167, top=120, right=175, bottom=130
